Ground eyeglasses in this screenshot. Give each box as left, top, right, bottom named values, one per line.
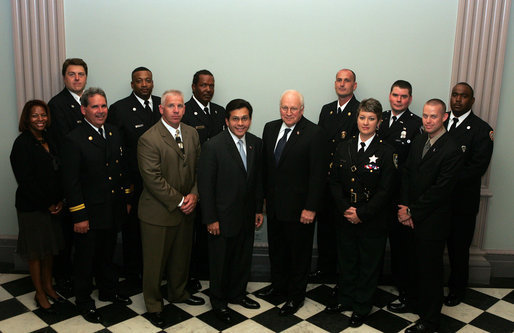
left=280, top=106, right=301, bottom=112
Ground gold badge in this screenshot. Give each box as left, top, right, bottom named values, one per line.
left=341, top=131, right=346, bottom=139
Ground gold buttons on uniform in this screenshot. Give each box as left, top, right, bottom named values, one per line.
left=111, top=190, right=115, bottom=194
left=115, top=160, right=119, bottom=163
left=108, top=177, right=112, bottom=180
left=332, top=139, right=336, bottom=143
left=106, top=163, right=109, bottom=166
left=351, top=178, right=355, bottom=182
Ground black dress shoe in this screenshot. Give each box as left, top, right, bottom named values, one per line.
left=237, top=296, right=260, bottom=309
left=405, top=322, right=435, bottom=333
left=35, top=296, right=56, bottom=314
left=99, top=293, right=132, bottom=305
left=82, top=309, right=102, bottom=323
left=279, top=300, right=304, bottom=316
left=183, top=295, right=205, bottom=305
left=187, top=278, right=202, bottom=291
left=256, top=285, right=278, bottom=297
left=47, top=295, right=66, bottom=304
left=308, top=270, right=325, bottom=280
left=213, top=307, right=232, bottom=323
left=387, top=298, right=412, bottom=313
left=324, top=303, right=352, bottom=314
left=147, top=311, right=165, bottom=328
left=331, top=285, right=339, bottom=297
left=444, top=293, right=462, bottom=307
left=349, top=312, right=367, bottom=328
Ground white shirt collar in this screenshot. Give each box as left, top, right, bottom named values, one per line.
left=357, top=133, right=376, bottom=152
left=449, top=109, right=471, bottom=128
left=338, top=97, right=352, bottom=111
left=84, top=118, right=105, bottom=137
left=161, top=118, right=182, bottom=138
left=228, top=129, right=246, bottom=153
left=67, top=89, right=82, bottom=105
left=133, top=92, right=152, bottom=110
left=193, top=95, right=210, bottom=113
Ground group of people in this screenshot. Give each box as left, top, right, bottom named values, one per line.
left=9, top=59, right=493, bottom=333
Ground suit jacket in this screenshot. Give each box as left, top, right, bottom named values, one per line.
left=318, top=95, right=360, bottom=164
left=48, top=88, right=84, bottom=154
left=330, top=136, right=396, bottom=234
left=108, top=93, right=161, bottom=198
left=183, top=97, right=226, bottom=144
left=401, top=132, right=462, bottom=240
left=262, top=116, right=327, bottom=221
left=377, top=109, right=423, bottom=169
left=61, top=122, right=131, bottom=229
left=198, top=130, right=263, bottom=237
left=10, top=131, right=62, bottom=212
left=444, top=111, right=494, bottom=215
left=137, top=120, right=201, bottom=226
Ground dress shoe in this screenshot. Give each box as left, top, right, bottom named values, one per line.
left=47, top=294, right=66, bottom=304
left=405, top=322, right=435, bottom=333
left=81, top=309, right=102, bottom=323
left=256, top=285, right=279, bottom=297
left=308, top=269, right=325, bottom=280
left=34, top=296, right=56, bottom=314
left=99, top=293, right=132, bottom=305
left=147, top=311, right=165, bottom=328
left=237, top=296, right=260, bottom=309
left=213, top=307, right=232, bottom=323
left=444, top=293, right=462, bottom=307
left=324, top=303, right=352, bottom=314
left=387, top=298, right=412, bottom=313
left=279, top=300, right=304, bottom=316
left=349, top=312, right=367, bottom=328
left=187, top=278, right=202, bottom=292
left=183, top=295, right=205, bottom=306
left=332, top=285, right=339, bottom=297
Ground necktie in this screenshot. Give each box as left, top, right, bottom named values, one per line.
left=391, top=115, right=397, bottom=126
left=237, top=139, right=247, bottom=170
left=422, top=139, right=431, bottom=158
left=175, top=128, right=184, bottom=153
left=204, top=107, right=210, bottom=116
left=98, top=127, right=105, bottom=139
left=144, top=100, right=152, bottom=115
left=337, top=107, right=342, bottom=115
left=274, top=128, right=291, bottom=166
left=449, top=117, right=459, bottom=131
left=358, top=142, right=366, bottom=154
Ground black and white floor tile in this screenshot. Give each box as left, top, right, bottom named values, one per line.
left=0, top=273, right=513, bottom=332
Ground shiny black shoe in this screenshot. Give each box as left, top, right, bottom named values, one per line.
left=256, top=285, right=279, bottom=297
left=213, top=307, right=232, bottom=323
left=237, top=296, right=260, bottom=309
left=279, top=299, right=304, bottom=316
left=82, top=308, right=102, bottom=323
left=35, top=296, right=56, bottom=314
left=405, top=322, right=436, bottom=333
left=147, top=311, right=165, bottom=328
left=387, top=298, right=413, bottom=313
left=183, top=295, right=205, bottom=306
left=349, top=312, right=367, bottom=328
left=443, top=293, right=463, bottom=307
left=47, top=294, right=66, bottom=304
left=187, top=278, right=202, bottom=292
left=324, top=303, right=352, bottom=314
left=99, top=293, right=132, bottom=305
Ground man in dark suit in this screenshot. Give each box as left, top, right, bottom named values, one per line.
left=182, top=69, right=226, bottom=291
left=48, top=58, right=88, bottom=293
left=313, top=69, right=359, bottom=283
left=397, top=99, right=462, bottom=333
left=198, top=99, right=263, bottom=323
left=257, top=90, right=327, bottom=316
left=61, top=88, right=132, bottom=324
left=378, top=80, right=423, bottom=312
left=137, top=90, right=204, bottom=328
left=107, top=67, right=161, bottom=284
left=444, top=82, right=494, bottom=306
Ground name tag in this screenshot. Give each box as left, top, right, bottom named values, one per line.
left=195, top=125, right=205, bottom=130
left=135, top=124, right=144, bottom=128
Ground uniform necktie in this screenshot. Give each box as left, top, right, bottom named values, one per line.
left=449, top=117, right=459, bottom=131
left=144, top=100, right=152, bottom=115
left=204, top=107, right=210, bottom=116
left=358, top=142, right=366, bottom=154
left=422, top=139, right=431, bottom=158
left=175, top=128, right=184, bottom=153
left=274, top=128, right=291, bottom=166
left=237, top=139, right=247, bottom=170
left=98, top=127, right=105, bottom=139
left=337, top=107, right=342, bottom=115
left=391, top=115, right=397, bottom=127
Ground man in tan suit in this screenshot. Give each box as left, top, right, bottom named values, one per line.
left=137, top=90, right=204, bottom=328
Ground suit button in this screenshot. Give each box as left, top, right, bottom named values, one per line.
left=115, top=160, right=119, bottom=163
left=351, top=178, right=355, bottom=182
left=120, top=173, right=122, bottom=176
left=332, top=139, right=336, bottom=143
left=331, top=152, right=334, bottom=156
left=108, top=176, right=112, bottom=180
left=111, top=190, right=115, bottom=194
left=106, top=163, right=109, bottom=167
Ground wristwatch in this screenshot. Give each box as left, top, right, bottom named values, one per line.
left=407, top=207, right=411, bottom=216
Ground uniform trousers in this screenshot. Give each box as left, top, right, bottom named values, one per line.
left=140, top=220, right=193, bottom=313
left=208, top=224, right=254, bottom=309
left=336, top=222, right=386, bottom=316
left=74, top=228, right=117, bottom=311
left=447, top=213, right=477, bottom=297
left=267, top=217, right=315, bottom=302
left=315, top=190, right=338, bottom=279
left=121, top=204, right=142, bottom=281
left=388, top=205, right=415, bottom=294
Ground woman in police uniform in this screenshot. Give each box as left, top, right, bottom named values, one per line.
left=325, top=98, right=396, bottom=328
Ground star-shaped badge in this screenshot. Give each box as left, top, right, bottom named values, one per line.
left=369, top=155, right=378, bottom=163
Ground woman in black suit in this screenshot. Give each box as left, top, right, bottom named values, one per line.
left=10, top=100, right=65, bottom=312
left=325, top=98, right=396, bottom=327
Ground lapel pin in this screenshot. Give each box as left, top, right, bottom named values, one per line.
left=71, top=105, right=75, bottom=108
left=296, top=131, right=300, bottom=135
left=249, top=145, right=253, bottom=150
left=88, top=136, right=93, bottom=141
left=109, top=132, right=112, bottom=136
left=194, top=111, right=198, bottom=115
left=330, top=111, right=333, bottom=115
left=461, top=145, right=467, bottom=152
left=132, top=107, right=137, bottom=111
left=347, top=112, right=351, bottom=116
left=467, top=126, right=471, bottom=129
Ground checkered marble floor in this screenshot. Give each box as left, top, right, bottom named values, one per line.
left=0, top=274, right=513, bottom=333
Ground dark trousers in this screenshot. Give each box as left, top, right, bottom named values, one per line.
left=447, top=213, right=477, bottom=296
left=53, top=211, right=74, bottom=283
left=208, top=225, right=254, bottom=309
left=189, top=206, right=209, bottom=280
left=336, top=222, right=386, bottom=316
left=267, top=216, right=315, bottom=302
left=406, top=237, right=445, bottom=330
left=388, top=206, right=415, bottom=294
left=74, top=228, right=117, bottom=311
left=315, top=191, right=338, bottom=278
left=121, top=205, right=142, bottom=281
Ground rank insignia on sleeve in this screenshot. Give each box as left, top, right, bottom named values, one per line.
left=461, top=145, right=467, bottom=152
left=393, top=154, right=399, bottom=169
left=489, top=131, right=494, bottom=141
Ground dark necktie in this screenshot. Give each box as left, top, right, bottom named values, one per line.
left=422, top=139, right=431, bottom=158
left=391, top=115, right=397, bottom=126
left=204, top=107, right=210, bottom=116
left=144, top=100, right=152, bottom=115
left=98, top=127, right=105, bottom=139
left=449, top=117, right=459, bottom=131
left=274, top=128, right=291, bottom=166
left=358, top=142, right=366, bottom=155
left=175, top=128, right=184, bottom=153
left=337, top=107, right=342, bottom=115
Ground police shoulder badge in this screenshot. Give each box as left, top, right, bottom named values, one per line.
left=489, top=130, right=494, bottom=141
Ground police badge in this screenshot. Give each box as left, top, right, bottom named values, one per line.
left=461, top=145, right=467, bottom=152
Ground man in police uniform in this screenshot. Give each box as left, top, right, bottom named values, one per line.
left=313, top=68, right=360, bottom=283
left=182, top=69, right=226, bottom=290
left=444, top=82, right=494, bottom=306
left=61, top=88, right=132, bottom=324
left=108, top=66, right=161, bottom=284
left=378, top=80, right=422, bottom=312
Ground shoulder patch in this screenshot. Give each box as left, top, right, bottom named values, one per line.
left=489, top=131, right=494, bottom=141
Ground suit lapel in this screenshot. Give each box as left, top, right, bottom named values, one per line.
left=278, top=117, right=305, bottom=165
left=223, top=131, right=247, bottom=173
left=157, top=121, right=183, bottom=158
left=421, top=133, right=447, bottom=163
